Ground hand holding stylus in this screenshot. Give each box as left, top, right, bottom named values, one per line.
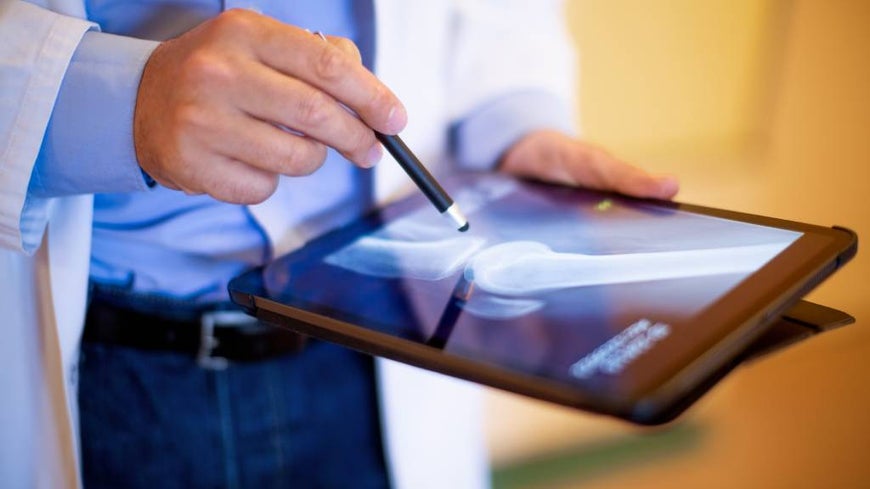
left=309, top=31, right=468, bottom=231
left=133, top=9, right=406, bottom=204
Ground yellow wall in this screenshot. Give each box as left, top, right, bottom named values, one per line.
left=487, top=1, right=870, bottom=487
left=568, top=0, right=789, bottom=160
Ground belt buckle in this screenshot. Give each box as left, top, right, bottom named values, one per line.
left=197, top=310, right=257, bottom=370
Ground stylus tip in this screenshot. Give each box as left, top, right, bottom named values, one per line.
left=444, top=203, right=470, bottom=233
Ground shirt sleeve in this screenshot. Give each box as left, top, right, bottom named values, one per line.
left=28, top=31, right=159, bottom=198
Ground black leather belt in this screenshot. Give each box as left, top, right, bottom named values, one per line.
left=83, top=299, right=307, bottom=369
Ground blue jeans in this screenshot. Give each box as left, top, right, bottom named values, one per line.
left=78, top=339, right=390, bottom=489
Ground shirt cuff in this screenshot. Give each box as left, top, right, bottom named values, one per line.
left=29, top=31, right=159, bottom=198
left=450, top=90, right=577, bottom=171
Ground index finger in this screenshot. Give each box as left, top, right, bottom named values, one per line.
left=252, top=20, right=407, bottom=135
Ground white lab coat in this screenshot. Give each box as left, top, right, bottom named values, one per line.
left=0, top=1, right=575, bottom=487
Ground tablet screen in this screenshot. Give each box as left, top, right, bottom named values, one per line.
left=260, top=175, right=832, bottom=406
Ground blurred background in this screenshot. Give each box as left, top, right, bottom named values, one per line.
left=485, top=0, right=870, bottom=487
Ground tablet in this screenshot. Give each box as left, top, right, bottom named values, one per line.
left=229, top=174, right=856, bottom=424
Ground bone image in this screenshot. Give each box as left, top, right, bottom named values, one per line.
left=460, top=294, right=546, bottom=320
left=464, top=241, right=791, bottom=296
left=324, top=235, right=487, bottom=281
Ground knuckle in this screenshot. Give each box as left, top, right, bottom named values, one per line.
left=182, top=51, right=236, bottom=87
left=334, top=37, right=362, bottom=63
left=172, top=103, right=207, bottom=132
left=287, top=141, right=327, bottom=176
left=211, top=8, right=257, bottom=35
left=313, top=45, right=349, bottom=82
left=296, top=90, right=332, bottom=127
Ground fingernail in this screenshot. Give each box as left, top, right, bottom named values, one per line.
left=658, top=175, right=679, bottom=198
left=365, top=144, right=383, bottom=167
left=386, top=105, right=407, bottom=134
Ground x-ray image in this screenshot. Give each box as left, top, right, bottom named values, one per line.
left=323, top=176, right=798, bottom=319
left=263, top=175, right=802, bottom=392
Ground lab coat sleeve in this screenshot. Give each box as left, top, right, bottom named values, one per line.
left=0, top=0, right=93, bottom=254
left=452, top=90, right=577, bottom=171
left=447, top=0, right=579, bottom=170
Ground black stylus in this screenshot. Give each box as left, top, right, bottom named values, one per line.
left=307, top=31, right=467, bottom=231
left=376, top=132, right=469, bottom=232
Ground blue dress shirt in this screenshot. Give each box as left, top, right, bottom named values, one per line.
left=31, top=0, right=575, bottom=305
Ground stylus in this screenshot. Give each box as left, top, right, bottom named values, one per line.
left=375, top=133, right=469, bottom=232
left=309, top=30, right=468, bottom=232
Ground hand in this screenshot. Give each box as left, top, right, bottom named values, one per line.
left=134, top=9, right=406, bottom=204
left=499, top=130, right=679, bottom=200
